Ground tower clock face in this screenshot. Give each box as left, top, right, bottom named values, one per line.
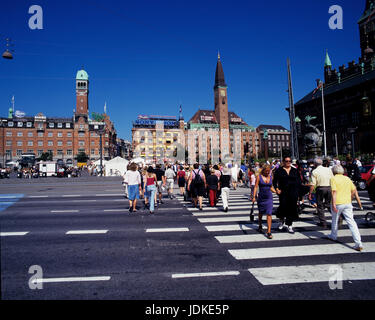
left=220, top=90, right=226, bottom=97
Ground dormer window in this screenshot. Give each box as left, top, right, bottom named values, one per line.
left=8, top=122, right=13, bottom=127
left=49, top=123, right=54, bottom=128
left=26, top=122, right=32, bottom=127
left=57, top=123, right=63, bottom=128
left=18, top=122, right=23, bottom=127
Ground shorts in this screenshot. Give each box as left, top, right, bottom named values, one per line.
left=157, top=181, right=163, bottom=193
left=166, top=178, right=174, bottom=190
left=128, top=184, right=140, bottom=201
left=191, top=183, right=205, bottom=198
left=178, top=177, right=185, bottom=188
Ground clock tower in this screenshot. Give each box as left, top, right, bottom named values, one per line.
left=214, top=53, right=229, bottom=130
left=75, top=68, right=89, bottom=116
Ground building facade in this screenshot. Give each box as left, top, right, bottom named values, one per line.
left=0, top=68, right=118, bottom=166
left=256, top=125, right=291, bottom=158
left=295, top=0, right=375, bottom=158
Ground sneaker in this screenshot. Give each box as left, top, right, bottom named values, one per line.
left=278, top=222, right=285, bottom=231
left=199, top=207, right=203, bottom=211
left=129, top=207, right=133, bottom=213
left=287, top=226, right=295, bottom=234
left=224, top=207, right=228, bottom=212
left=354, top=246, right=363, bottom=252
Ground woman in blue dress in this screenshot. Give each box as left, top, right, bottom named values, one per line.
left=252, top=165, right=276, bottom=239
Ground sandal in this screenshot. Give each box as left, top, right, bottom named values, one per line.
left=266, top=232, right=273, bottom=239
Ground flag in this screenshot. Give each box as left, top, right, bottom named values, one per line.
left=312, top=81, right=323, bottom=99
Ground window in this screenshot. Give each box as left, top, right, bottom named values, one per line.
left=67, top=150, right=73, bottom=156
left=17, top=141, right=23, bottom=146
left=48, top=132, right=53, bottom=137
left=79, top=124, right=84, bottom=130
left=78, top=132, right=85, bottom=137
left=28, top=132, right=33, bottom=137
left=57, top=123, right=63, bottom=128
left=78, top=148, right=85, bottom=153
left=48, top=141, right=53, bottom=146
left=37, top=123, right=43, bottom=130
left=79, top=141, right=85, bottom=146
left=8, top=122, right=14, bottom=127
left=57, top=150, right=63, bottom=155
left=66, top=123, right=71, bottom=128
left=17, top=150, right=23, bottom=156
left=105, top=142, right=109, bottom=146
left=58, top=132, right=63, bottom=137
left=6, top=141, right=12, bottom=146
left=38, top=141, right=43, bottom=146
left=47, top=149, right=53, bottom=155
left=49, top=123, right=54, bottom=128
left=57, top=141, right=63, bottom=146
left=37, top=150, right=43, bottom=156
left=6, top=132, right=12, bottom=137
left=352, top=112, right=360, bottom=125
left=67, top=132, right=72, bottom=137
left=6, top=150, right=11, bottom=159
left=28, top=141, right=33, bottom=146
left=17, top=132, right=23, bottom=137
left=26, top=122, right=32, bottom=128
left=91, top=141, right=95, bottom=146
left=17, top=122, right=23, bottom=127
left=27, top=149, right=34, bottom=154
left=330, top=117, right=337, bottom=128
left=91, top=149, right=95, bottom=155
left=340, top=114, right=347, bottom=125
left=67, top=141, right=72, bottom=146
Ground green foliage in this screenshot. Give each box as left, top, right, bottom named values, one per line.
left=38, top=151, right=53, bottom=161
left=75, top=152, right=89, bottom=163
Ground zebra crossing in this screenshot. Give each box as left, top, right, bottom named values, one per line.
left=175, top=190, right=375, bottom=286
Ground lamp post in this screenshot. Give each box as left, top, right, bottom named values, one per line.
left=94, top=122, right=106, bottom=177
left=348, top=127, right=357, bottom=157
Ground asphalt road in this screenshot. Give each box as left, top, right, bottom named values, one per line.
left=1, top=176, right=375, bottom=300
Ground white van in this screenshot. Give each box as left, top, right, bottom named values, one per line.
left=38, top=161, right=57, bottom=177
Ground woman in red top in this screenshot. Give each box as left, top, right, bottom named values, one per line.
left=177, top=165, right=187, bottom=196
left=143, top=166, right=157, bottom=214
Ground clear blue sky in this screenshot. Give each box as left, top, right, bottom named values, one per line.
left=0, top=0, right=363, bottom=140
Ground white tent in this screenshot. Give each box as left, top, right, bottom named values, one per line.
left=131, top=157, right=145, bottom=165
left=104, top=157, right=129, bottom=176
left=92, top=159, right=108, bottom=166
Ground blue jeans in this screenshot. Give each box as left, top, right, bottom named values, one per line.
left=145, top=185, right=157, bottom=212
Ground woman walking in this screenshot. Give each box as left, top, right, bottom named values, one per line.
left=143, top=166, right=157, bottom=214
left=207, top=168, right=220, bottom=207
left=220, top=167, right=231, bottom=212
left=248, top=169, right=256, bottom=201
left=253, top=165, right=276, bottom=239
left=123, top=162, right=142, bottom=212
left=187, top=163, right=207, bottom=211
left=273, top=156, right=302, bottom=233
left=177, top=165, right=187, bottom=196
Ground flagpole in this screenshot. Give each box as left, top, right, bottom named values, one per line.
left=320, top=80, right=327, bottom=157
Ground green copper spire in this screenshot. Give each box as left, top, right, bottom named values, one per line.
left=324, top=51, right=332, bottom=67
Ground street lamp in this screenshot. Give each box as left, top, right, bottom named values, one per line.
left=94, top=122, right=106, bottom=177
left=348, top=127, right=357, bottom=157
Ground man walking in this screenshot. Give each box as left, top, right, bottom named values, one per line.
left=165, top=165, right=176, bottom=199
left=154, top=164, right=166, bottom=204
left=309, top=158, right=333, bottom=228
left=326, top=165, right=363, bottom=251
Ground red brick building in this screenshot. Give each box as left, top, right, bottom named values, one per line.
left=0, top=68, right=118, bottom=166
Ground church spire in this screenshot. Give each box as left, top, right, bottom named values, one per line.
left=324, top=50, right=332, bottom=68
left=214, top=52, right=227, bottom=89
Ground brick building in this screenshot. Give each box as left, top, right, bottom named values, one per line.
left=0, top=68, right=118, bottom=166
left=256, top=125, right=291, bottom=158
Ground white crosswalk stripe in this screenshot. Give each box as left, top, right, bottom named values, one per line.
left=176, top=190, right=375, bottom=286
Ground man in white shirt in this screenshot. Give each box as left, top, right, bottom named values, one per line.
left=165, top=165, right=176, bottom=199
left=309, top=158, right=334, bottom=228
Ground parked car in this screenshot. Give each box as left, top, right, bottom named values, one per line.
left=358, top=165, right=375, bottom=190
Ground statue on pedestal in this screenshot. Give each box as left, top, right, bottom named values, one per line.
left=303, top=115, right=323, bottom=158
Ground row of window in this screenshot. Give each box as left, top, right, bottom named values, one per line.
left=4, top=149, right=102, bottom=157
left=330, top=112, right=360, bottom=127
left=5, top=131, right=108, bottom=138
left=7, top=122, right=73, bottom=129
left=5, top=141, right=110, bottom=147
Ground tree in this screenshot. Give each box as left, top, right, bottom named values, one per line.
left=38, top=151, right=53, bottom=161
left=75, top=152, right=89, bottom=163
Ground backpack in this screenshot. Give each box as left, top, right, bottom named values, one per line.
left=193, top=169, right=203, bottom=185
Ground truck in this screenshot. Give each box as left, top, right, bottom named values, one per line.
left=38, top=161, right=57, bottom=177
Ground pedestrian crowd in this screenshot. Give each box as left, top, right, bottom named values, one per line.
left=122, top=155, right=375, bottom=252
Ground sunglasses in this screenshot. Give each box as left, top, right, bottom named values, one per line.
left=284, top=160, right=292, bottom=163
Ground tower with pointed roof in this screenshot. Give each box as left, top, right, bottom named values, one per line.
left=75, top=68, right=89, bottom=117
left=324, top=51, right=333, bottom=83
left=214, top=52, right=229, bottom=130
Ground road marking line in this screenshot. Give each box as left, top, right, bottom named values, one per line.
left=198, top=216, right=317, bottom=225
left=104, top=209, right=127, bottom=212
left=29, top=195, right=49, bottom=198
left=0, top=232, right=29, bottom=236
left=51, top=210, right=79, bottom=213
left=146, top=228, right=189, bottom=233
left=229, top=242, right=375, bottom=260
left=72, top=200, right=97, bottom=202
left=189, top=205, right=250, bottom=211
left=95, top=194, right=124, bottom=196
left=216, top=229, right=375, bottom=243
left=32, top=276, right=111, bottom=284
left=66, top=230, right=108, bottom=235
left=172, top=271, right=240, bottom=279
left=62, top=195, right=81, bottom=197
left=249, top=262, right=375, bottom=286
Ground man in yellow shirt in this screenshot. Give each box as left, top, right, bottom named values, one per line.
left=327, top=165, right=363, bottom=251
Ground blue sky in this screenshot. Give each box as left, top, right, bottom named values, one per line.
left=0, top=0, right=363, bottom=140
